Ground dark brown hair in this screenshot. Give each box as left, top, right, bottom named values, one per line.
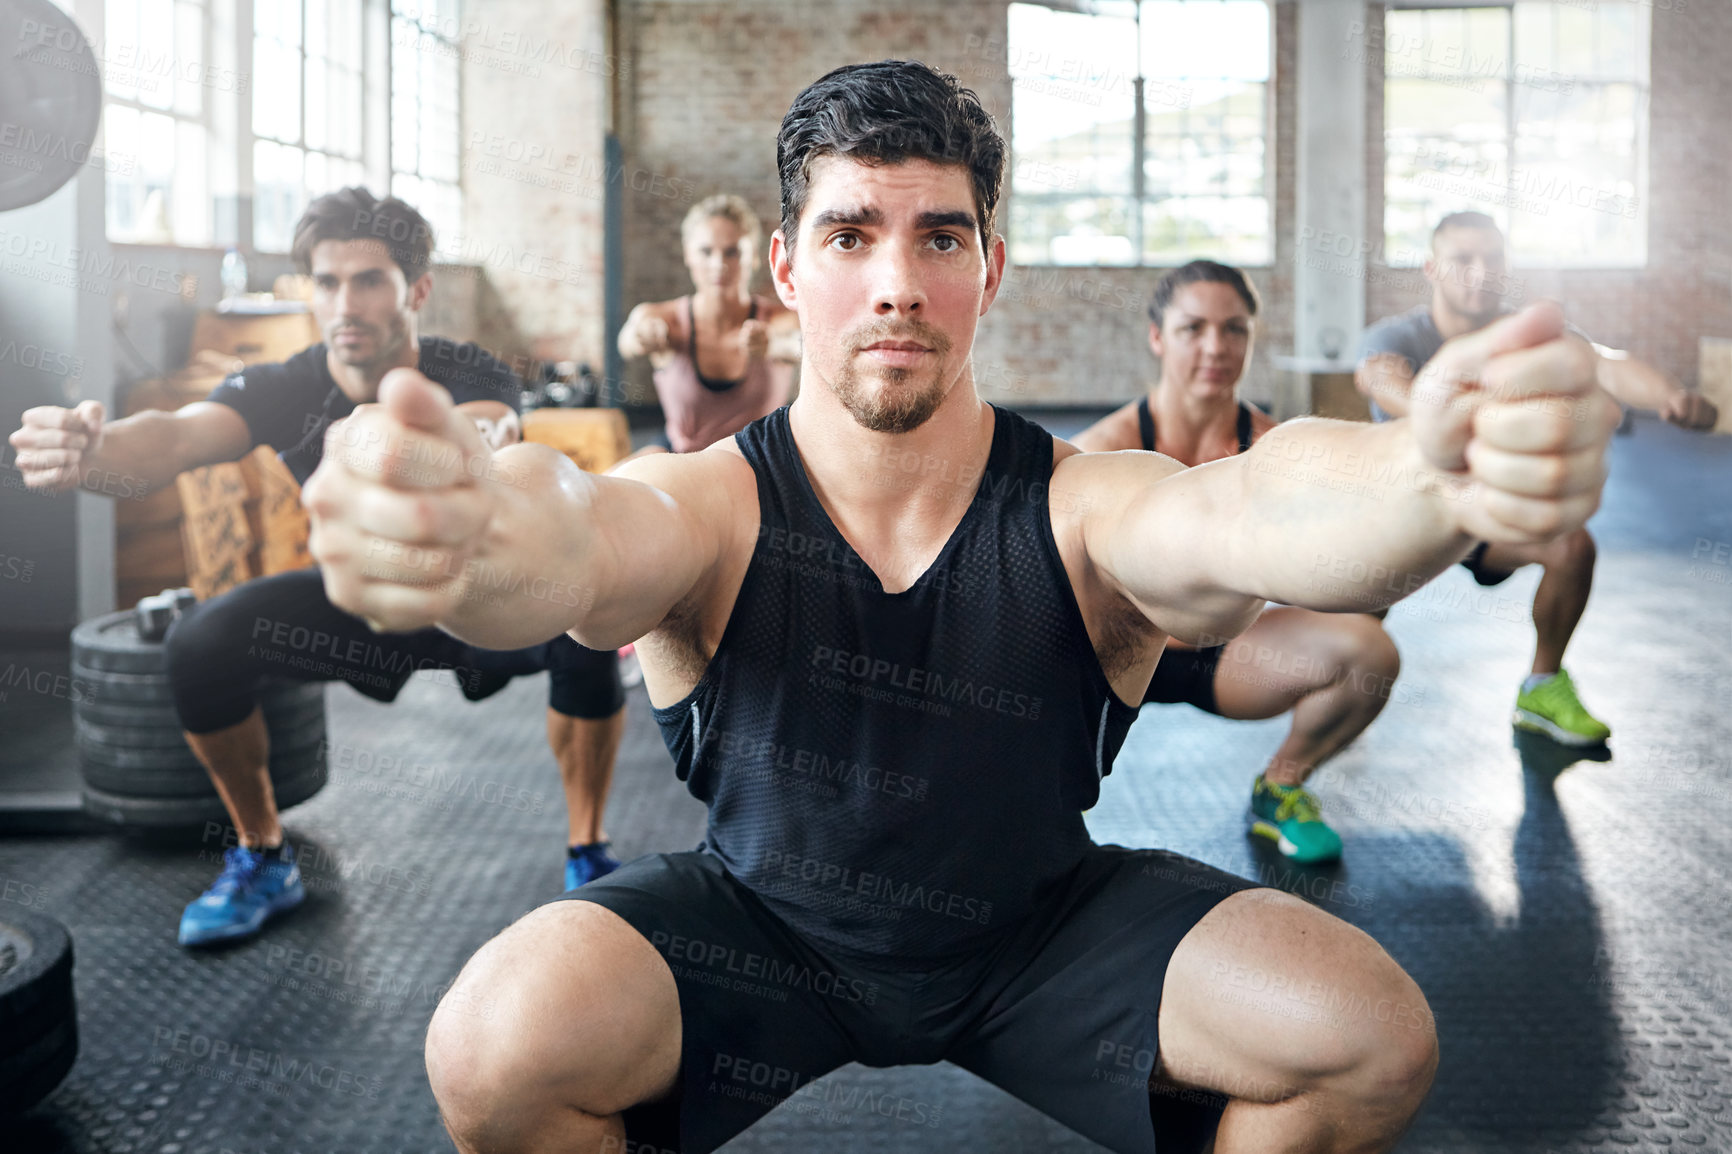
left=777, top=60, right=1005, bottom=259
left=290, top=187, right=435, bottom=284
left=1148, top=260, right=1260, bottom=329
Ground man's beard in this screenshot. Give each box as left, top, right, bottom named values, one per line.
left=327, top=315, right=410, bottom=368
left=829, top=319, right=954, bottom=434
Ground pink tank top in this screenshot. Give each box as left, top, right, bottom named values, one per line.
left=651, top=295, right=791, bottom=453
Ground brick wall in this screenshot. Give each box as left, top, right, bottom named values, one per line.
left=458, top=0, right=612, bottom=371
left=475, top=0, right=1732, bottom=405
left=613, top=0, right=1296, bottom=408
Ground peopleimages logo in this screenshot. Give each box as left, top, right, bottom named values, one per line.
left=809, top=644, right=1043, bottom=721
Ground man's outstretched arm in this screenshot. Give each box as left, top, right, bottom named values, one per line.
left=1065, top=305, right=1620, bottom=643
left=301, top=370, right=732, bottom=651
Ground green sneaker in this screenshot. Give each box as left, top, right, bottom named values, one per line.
left=1513, top=669, right=1610, bottom=746
left=1249, top=777, right=1342, bottom=864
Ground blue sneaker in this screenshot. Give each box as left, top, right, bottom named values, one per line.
left=565, top=841, right=621, bottom=890
left=179, top=845, right=305, bottom=946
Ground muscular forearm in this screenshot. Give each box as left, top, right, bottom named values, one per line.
left=1226, top=419, right=1472, bottom=611
left=1355, top=360, right=1414, bottom=418
left=1594, top=353, right=1677, bottom=412
left=431, top=444, right=709, bottom=651
left=78, top=412, right=209, bottom=494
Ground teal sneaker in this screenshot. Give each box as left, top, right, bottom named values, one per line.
left=178, top=845, right=305, bottom=947
left=1249, top=777, right=1343, bottom=864
left=1513, top=669, right=1611, bottom=746
left=565, top=841, right=621, bottom=891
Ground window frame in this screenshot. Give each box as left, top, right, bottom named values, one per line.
left=102, top=0, right=221, bottom=248
left=1006, top=0, right=1276, bottom=270
left=1381, top=1, right=1651, bottom=271
left=102, top=0, right=466, bottom=257
left=387, top=1, right=464, bottom=261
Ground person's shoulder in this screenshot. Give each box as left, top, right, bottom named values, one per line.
left=211, top=345, right=320, bottom=395
left=417, top=337, right=522, bottom=399
left=1245, top=403, right=1279, bottom=441
left=1365, top=307, right=1425, bottom=337
left=1069, top=398, right=1144, bottom=453
left=611, top=437, right=756, bottom=518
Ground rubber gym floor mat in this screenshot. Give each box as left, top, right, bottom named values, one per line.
left=1, top=416, right=1727, bottom=1152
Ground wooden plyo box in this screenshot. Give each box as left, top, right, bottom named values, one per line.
left=1699, top=337, right=1732, bottom=435
left=240, top=447, right=314, bottom=576
left=522, top=408, right=633, bottom=473
left=189, top=310, right=320, bottom=366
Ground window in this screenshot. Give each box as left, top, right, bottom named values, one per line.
left=1383, top=3, right=1649, bottom=268
left=253, top=0, right=367, bottom=252
left=1008, top=0, right=1271, bottom=267
left=101, top=0, right=465, bottom=255
left=390, top=0, right=462, bottom=259
left=105, top=0, right=215, bottom=246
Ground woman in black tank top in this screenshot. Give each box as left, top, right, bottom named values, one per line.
left=1072, top=260, right=1404, bottom=866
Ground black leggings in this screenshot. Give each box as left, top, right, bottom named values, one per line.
left=163, top=567, right=623, bottom=734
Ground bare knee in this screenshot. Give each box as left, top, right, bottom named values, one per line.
left=1337, top=954, right=1438, bottom=1114
left=1339, top=615, right=1400, bottom=684
left=1543, top=527, right=1596, bottom=576
left=426, top=902, right=680, bottom=1152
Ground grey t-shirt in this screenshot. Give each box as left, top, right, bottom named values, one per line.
left=1357, top=306, right=1444, bottom=422
left=1357, top=305, right=1591, bottom=421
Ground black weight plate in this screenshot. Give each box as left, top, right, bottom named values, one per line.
left=0, top=0, right=103, bottom=213
left=0, top=911, right=73, bottom=1029
left=74, top=701, right=326, bottom=748
left=73, top=696, right=321, bottom=729
left=69, top=665, right=171, bottom=704
left=78, top=743, right=327, bottom=798
left=69, top=609, right=166, bottom=675
left=77, top=727, right=325, bottom=775
left=0, top=1013, right=77, bottom=1115
left=82, top=756, right=327, bottom=828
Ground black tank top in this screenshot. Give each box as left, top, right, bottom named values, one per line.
left=1137, top=396, right=1255, bottom=455
left=652, top=405, right=1140, bottom=960
left=687, top=296, right=759, bottom=393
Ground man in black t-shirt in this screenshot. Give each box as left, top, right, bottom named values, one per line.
left=9, top=189, right=628, bottom=946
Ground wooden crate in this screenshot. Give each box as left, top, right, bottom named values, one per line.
left=239, top=447, right=313, bottom=576
left=188, top=310, right=320, bottom=366
left=1700, top=336, right=1732, bottom=435
left=116, top=484, right=185, bottom=532
left=177, top=462, right=249, bottom=518
left=175, top=463, right=255, bottom=601
left=522, top=408, right=632, bottom=473
left=188, top=554, right=253, bottom=602
left=117, top=525, right=189, bottom=582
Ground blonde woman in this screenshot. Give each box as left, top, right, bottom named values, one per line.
left=619, top=194, right=800, bottom=452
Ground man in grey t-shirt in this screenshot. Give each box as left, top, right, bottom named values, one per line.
left=1355, top=212, right=1718, bottom=747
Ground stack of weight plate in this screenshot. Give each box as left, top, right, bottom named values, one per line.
left=0, top=911, right=76, bottom=1115
left=70, top=609, right=327, bottom=829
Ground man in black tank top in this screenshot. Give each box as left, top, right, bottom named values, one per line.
left=302, top=62, right=1618, bottom=1154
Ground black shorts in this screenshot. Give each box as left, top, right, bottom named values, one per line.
left=1459, top=542, right=1516, bottom=587
left=164, top=566, right=623, bottom=732
left=1142, top=645, right=1224, bottom=715
left=558, top=845, right=1261, bottom=1153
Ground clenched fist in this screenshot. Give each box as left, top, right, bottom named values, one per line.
left=1661, top=389, right=1718, bottom=431
left=631, top=313, right=673, bottom=358
left=1408, top=303, right=1621, bottom=547
left=301, top=369, right=499, bottom=633
left=740, top=318, right=769, bottom=361
left=9, top=401, right=105, bottom=492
